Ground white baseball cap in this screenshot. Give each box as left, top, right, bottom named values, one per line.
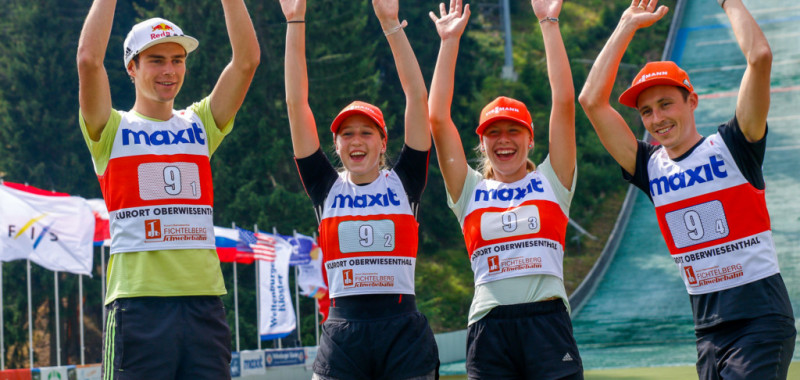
left=123, top=17, right=199, bottom=69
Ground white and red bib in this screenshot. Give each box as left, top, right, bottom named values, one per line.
left=100, top=110, right=215, bottom=254
left=649, top=134, right=779, bottom=294
left=319, top=171, right=417, bottom=297
left=462, top=171, right=567, bottom=285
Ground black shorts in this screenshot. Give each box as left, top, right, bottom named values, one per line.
left=695, top=314, right=796, bottom=380
left=313, top=294, right=439, bottom=380
left=102, top=296, right=232, bottom=380
left=466, top=299, right=583, bottom=380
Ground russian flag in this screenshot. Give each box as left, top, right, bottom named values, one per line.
left=214, top=226, right=240, bottom=262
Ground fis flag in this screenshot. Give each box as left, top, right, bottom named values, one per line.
left=259, top=239, right=295, bottom=340
left=0, top=182, right=94, bottom=275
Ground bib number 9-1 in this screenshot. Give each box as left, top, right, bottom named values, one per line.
left=138, top=162, right=202, bottom=200
left=338, top=220, right=396, bottom=253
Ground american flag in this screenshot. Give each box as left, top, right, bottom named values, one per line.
left=252, top=232, right=278, bottom=262
left=235, top=228, right=257, bottom=264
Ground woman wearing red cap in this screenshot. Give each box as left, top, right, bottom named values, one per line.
left=280, top=0, right=438, bottom=378
left=429, top=0, right=581, bottom=378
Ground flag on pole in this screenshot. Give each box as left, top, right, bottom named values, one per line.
left=252, top=232, right=278, bottom=262
left=285, top=233, right=313, bottom=266
left=86, top=199, right=110, bottom=247
left=251, top=232, right=293, bottom=263
left=259, top=238, right=295, bottom=340
left=235, top=227, right=256, bottom=264
left=0, top=182, right=94, bottom=275
left=214, top=226, right=240, bottom=263
left=297, top=240, right=327, bottom=298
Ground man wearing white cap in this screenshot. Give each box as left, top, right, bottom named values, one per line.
left=77, top=0, right=259, bottom=378
left=579, top=0, right=795, bottom=379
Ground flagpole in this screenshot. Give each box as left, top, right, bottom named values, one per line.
left=79, top=274, right=85, bottom=365
left=254, top=224, right=261, bottom=351
left=27, top=260, right=33, bottom=369
left=232, top=222, right=240, bottom=353
left=273, top=227, right=282, bottom=350
left=54, top=271, right=61, bottom=367
left=1, top=262, right=4, bottom=370
left=293, top=230, right=300, bottom=347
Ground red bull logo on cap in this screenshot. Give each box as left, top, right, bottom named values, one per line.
left=152, top=23, right=174, bottom=32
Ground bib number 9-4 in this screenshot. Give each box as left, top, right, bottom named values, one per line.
left=665, top=200, right=729, bottom=248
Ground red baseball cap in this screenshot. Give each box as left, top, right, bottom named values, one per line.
left=619, top=61, right=694, bottom=109
left=476, top=96, right=534, bottom=136
left=330, top=101, right=387, bottom=141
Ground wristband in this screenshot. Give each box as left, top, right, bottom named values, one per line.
left=384, top=20, right=408, bottom=36
left=539, top=17, right=559, bottom=24
left=286, top=20, right=305, bottom=24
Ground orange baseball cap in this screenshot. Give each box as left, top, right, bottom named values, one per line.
left=619, top=61, right=694, bottom=109
left=476, top=96, right=534, bottom=136
left=330, top=101, right=387, bottom=141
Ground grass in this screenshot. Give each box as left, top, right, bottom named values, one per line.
left=440, top=361, right=800, bottom=379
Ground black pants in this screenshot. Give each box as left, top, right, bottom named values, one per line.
left=313, top=294, right=439, bottom=380
left=696, top=314, right=796, bottom=380
left=102, top=296, right=231, bottom=380
left=466, top=300, right=583, bottom=380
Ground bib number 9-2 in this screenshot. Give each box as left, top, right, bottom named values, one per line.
left=339, top=220, right=396, bottom=253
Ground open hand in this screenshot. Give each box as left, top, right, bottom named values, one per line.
left=373, top=0, right=400, bottom=24
left=429, top=0, right=471, bottom=41
left=531, top=0, right=562, bottom=21
left=621, top=0, right=669, bottom=30
left=278, top=0, right=306, bottom=22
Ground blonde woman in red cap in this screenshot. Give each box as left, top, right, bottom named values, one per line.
left=280, top=0, right=439, bottom=378
left=580, top=1, right=795, bottom=378
left=429, top=0, right=581, bottom=378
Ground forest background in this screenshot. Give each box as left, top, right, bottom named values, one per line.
left=0, top=0, right=674, bottom=368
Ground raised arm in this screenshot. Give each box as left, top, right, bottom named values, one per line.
left=76, top=0, right=115, bottom=141
left=532, top=0, right=574, bottom=189
left=578, top=0, right=668, bottom=175
left=280, top=0, right=319, bottom=158
left=372, top=0, right=431, bottom=152
left=723, top=0, right=771, bottom=142
left=428, top=0, right=471, bottom=202
left=207, top=0, right=261, bottom=130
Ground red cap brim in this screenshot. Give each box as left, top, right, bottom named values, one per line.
left=475, top=115, right=534, bottom=136
left=619, top=77, right=691, bottom=109
left=330, top=109, right=387, bottom=140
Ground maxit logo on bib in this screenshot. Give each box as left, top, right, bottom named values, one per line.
left=332, top=188, right=401, bottom=209
left=649, top=155, right=727, bottom=196
left=474, top=178, right=544, bottom=202
left=122, top=123, right=206, bottom=146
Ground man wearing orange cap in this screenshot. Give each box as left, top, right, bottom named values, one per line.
left=579, top=0, right=795, bottom=379
left=77, top=0, right=259, bottom=378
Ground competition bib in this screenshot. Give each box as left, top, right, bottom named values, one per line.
left=319, top=171, right=418, bottom=297
left=100, top=110, right=216, bottom=254
left=649, top=135, right=779, bottom=294
left=462, top=172, right=568, bottom=285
